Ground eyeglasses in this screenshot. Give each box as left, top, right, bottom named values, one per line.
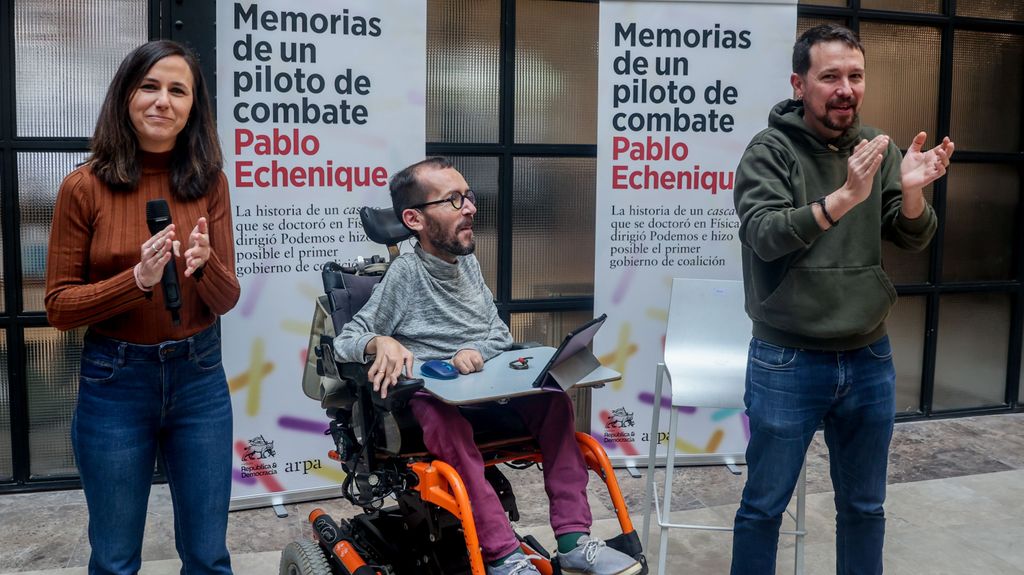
left=409, top=190, right=477, bottom=211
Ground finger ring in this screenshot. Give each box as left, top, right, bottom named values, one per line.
left=151, top=245, right=160, bottom=254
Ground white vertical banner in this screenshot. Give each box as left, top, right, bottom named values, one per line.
left=593, top=0, right=795, bottom=464
left=216, top=0, right=425, bottom=508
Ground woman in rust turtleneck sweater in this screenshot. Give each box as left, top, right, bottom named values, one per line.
left=45, top=40, right=239, bottom=575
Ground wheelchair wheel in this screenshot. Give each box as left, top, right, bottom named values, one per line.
left=280, top=538, right=332, bottom=575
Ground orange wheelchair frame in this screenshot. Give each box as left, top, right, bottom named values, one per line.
left=289, top=431, right=645, bottom=575
left=280, top=207, right=647, bottom=575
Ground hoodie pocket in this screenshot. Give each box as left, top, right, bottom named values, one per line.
left=759, top=266, right=896, bottom=340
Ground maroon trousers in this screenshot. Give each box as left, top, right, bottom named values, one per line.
left=410, top=391, right=592, bottom=561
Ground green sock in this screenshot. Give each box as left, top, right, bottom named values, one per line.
left=557, top=532, right=587, bottom=554
left=490, top=550, right=517, bottom=567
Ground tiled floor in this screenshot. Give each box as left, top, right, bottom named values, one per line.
left=2, top=413, right=1022, bottom=574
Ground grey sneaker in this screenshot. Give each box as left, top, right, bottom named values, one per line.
left=486, top=550, right=543, bottom=575
left=557, top=535, right=642, bottom=575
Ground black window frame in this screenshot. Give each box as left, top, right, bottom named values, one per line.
left=0, top=0, right=1020, bottom=493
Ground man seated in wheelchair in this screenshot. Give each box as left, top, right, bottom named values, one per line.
left=333, top=157, right=642, bottom=575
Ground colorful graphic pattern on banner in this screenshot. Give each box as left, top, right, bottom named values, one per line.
left=215, top=0, right=425, bottom=507
left=592, top=0, right=796, bottom=464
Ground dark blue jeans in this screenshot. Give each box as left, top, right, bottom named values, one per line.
left=731, top=336, right=896, bottom=575
left=72, top=324, right=233, bottom=575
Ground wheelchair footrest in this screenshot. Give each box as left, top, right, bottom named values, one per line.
left=605, top=530, right=649, bottom=575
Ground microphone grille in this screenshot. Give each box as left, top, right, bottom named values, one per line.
left=146, top=199, right=170, bottom=221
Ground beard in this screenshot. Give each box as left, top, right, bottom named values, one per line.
left=424, top=214, right=475, bottom=257
left=819, top=96, right=859, bottom=132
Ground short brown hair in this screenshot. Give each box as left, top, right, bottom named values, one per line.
left=792, top=24, right=864, bottom=76
left=388, top=157, right=454, bottom=220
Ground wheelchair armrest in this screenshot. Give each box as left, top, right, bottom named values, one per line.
left=336, top=362, right=424, bottom=412
left=511, top=341, right=542, bottom=350
left=371, top=376, right=425, bottom=411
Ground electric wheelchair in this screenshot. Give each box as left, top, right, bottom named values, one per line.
left=280, top=206, right=647, bottom=575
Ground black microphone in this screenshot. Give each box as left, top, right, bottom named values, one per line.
left=146, top=199, right=182, bottom=325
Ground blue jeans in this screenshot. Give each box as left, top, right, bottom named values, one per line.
left=72, top=324, right=233, bottom=575
left=731, top=336, right=896, bottom=575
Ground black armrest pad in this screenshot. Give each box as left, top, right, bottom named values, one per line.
left=338, top=362, right=423, bottom=412
left=338, top=361, right=373, bottom=382
left=371, top=376, right=425, bottom=411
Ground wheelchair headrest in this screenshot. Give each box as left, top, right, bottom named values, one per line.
left=360, top=206, right=413, bottom=246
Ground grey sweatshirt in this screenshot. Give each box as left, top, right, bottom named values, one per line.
left=333, top=244, right=513, bottom=363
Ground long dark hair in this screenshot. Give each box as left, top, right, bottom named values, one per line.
left=88, top=40, right=222, bottom=200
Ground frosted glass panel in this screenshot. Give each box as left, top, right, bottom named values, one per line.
left=19, top=153, right=89, bottom=312
left=956, top=0, right=1024, bottom=20
left=26, top=327, right=86, bottom=478
left=512, top=158, right=596, bottom=299
left=448, top=156, right=499, bottom=294
left=0, top=331, right=11, bottom=481
left=942, top=164, right=1018, bottom=282
left=427, top=0, right=500, bottom=143
left=882, top=186, right=933, bottom=285
left=15, top=0, right=147, bottom=137
left=515, top=0, right=598, bottom=144
left=951, top=31, right=1023, bottom=153
left=934, top=294, right=1010, bottom=411
left=799, top=0, right=845, bottom=6
left=888, top=296, right=925, bottom=414
left=861, top=0, right=940, bottom=13
left=860, top=23, right=940, bottom=147
left=797, top=17, right=846, bottom=42
left=510, top=310, right=595, bottom=348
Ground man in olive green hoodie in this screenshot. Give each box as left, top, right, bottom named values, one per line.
left=730, top=24, right=954, bottom=575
